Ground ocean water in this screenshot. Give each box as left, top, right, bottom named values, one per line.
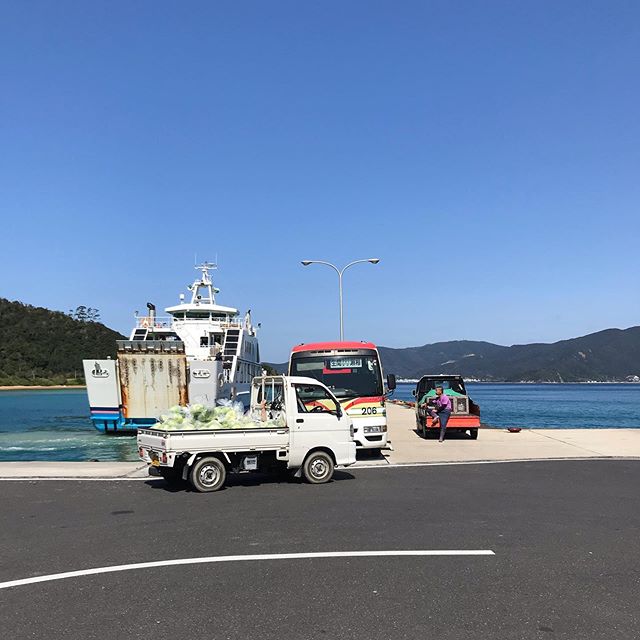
left=0, top=390, right=137, bottom=462
left=394, top=383, right=640, bottom=429
left=0, top=384, right=639, bottom=462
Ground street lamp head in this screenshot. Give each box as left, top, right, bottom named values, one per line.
left=368, top=258, right=380, bottom=264
left=301, top=260, right=312, bottom=266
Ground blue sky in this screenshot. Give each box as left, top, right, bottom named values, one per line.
left=1, top=1, right=639, bottom=361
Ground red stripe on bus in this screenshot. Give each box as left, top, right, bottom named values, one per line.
left=343, top=396, right=384, bottom=410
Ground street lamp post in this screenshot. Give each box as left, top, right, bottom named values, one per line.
left=301, top=258, right=380, bottom=341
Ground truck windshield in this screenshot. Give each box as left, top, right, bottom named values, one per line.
left=290, top=354, right=383, bottom=399
left=294, top=385, right=340, bottom=415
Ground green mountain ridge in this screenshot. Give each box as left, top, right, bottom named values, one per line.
left=267, top=327, right=640, bottom=383
left=0, top=298, right=125, bottom=386
left=2, top=297, right=638, bottom=385
left=377, top=327, right=640, bottom=382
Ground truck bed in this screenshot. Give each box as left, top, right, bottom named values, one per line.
left=137, top=425, right=290, bottom=456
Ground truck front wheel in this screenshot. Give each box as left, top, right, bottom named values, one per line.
left=190, top=457, right=226, bottom=492
left=302, top=451, right=334, bottom=484
left=469, top=428, right=479, bottom=440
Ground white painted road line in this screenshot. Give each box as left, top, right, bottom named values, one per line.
left=0, top=477, right=153, bottom=481
left=353, top=456, right=640, bottom=469
left=0, top=550, right=495, bottom=590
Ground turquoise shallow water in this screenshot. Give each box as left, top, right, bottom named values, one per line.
left=0, top=390, right=137, bottom=462
left=0, top=384, right=638, bottom=461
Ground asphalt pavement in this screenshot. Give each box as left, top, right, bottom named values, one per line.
left=1, top=460, right=639, bottom=639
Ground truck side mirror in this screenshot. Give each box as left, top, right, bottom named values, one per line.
left=387, top=374, right=396, bottom=391
left=411, top=389, right=416, bottom=397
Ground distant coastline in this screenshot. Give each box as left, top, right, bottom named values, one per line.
left=396, top=379, right=640, bottom=385
left=2, top=380, right=637, bottom=392
left=0, top=385, right=86, bottom=391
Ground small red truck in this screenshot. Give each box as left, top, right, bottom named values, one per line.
left=413, top=374, right=481, bottom=439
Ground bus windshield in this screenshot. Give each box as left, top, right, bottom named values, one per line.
left=290, top=354, right=383, bottom=399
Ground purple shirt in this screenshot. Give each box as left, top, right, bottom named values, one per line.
left=434, top=393, right=452, bottom=412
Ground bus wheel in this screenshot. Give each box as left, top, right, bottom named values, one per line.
left=190, top=456, right=226, bottom=492
left=302, top=451, right=334, bottom=484
left=469, top=428, right=479, bottom=440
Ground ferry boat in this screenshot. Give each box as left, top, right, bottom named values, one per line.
left=83, top=263, right=262, bottom=432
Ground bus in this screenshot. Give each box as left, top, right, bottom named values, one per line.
left=288, top=341, right=395, bottom=453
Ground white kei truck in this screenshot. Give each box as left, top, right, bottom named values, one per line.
left=137, top=376, right=357, bottom=492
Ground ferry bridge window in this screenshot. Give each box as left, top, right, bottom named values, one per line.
left=148, top=332, right=180, bottom=341
left=290, top=355, right=383, bottom=399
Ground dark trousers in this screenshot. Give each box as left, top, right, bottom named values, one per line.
left=435, top=410, right=451, bottom=441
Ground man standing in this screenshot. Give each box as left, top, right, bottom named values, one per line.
left=428, top=385, right=452, bottom=443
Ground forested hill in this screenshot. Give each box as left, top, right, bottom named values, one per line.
left=266, top=327, right=640, bottom=382
left=377, top=326, right=640, bottom=382
left=0, top=299, right=125, bottom=386
left=3, top=296, right=638, bottom=385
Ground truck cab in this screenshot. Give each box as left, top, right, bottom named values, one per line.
left=413, top=374, right=481, bottom=439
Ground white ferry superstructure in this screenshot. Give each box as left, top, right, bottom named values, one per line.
left=83, top=263, right=262, bottom=432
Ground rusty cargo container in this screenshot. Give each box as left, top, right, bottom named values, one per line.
left=117, top=341, right=188, bottom=419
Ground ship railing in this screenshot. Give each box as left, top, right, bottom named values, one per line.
left=134, top=316, right=173, bottom=329
left=134, top=315, right=243, bottom=328
left=117, top=340, right=185, bottom=354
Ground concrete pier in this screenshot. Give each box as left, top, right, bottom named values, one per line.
left=0, top=461, right=149, bottom=479
left=0, top=403, right=638, bottom=479
left=376, top=403, right=640, bottom=465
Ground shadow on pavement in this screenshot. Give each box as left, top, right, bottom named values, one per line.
left=413, top=428, right=478, bottom=440
left=355, top=449, right=386, bottom=461
left=144, top=469, right=355, bottom=493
